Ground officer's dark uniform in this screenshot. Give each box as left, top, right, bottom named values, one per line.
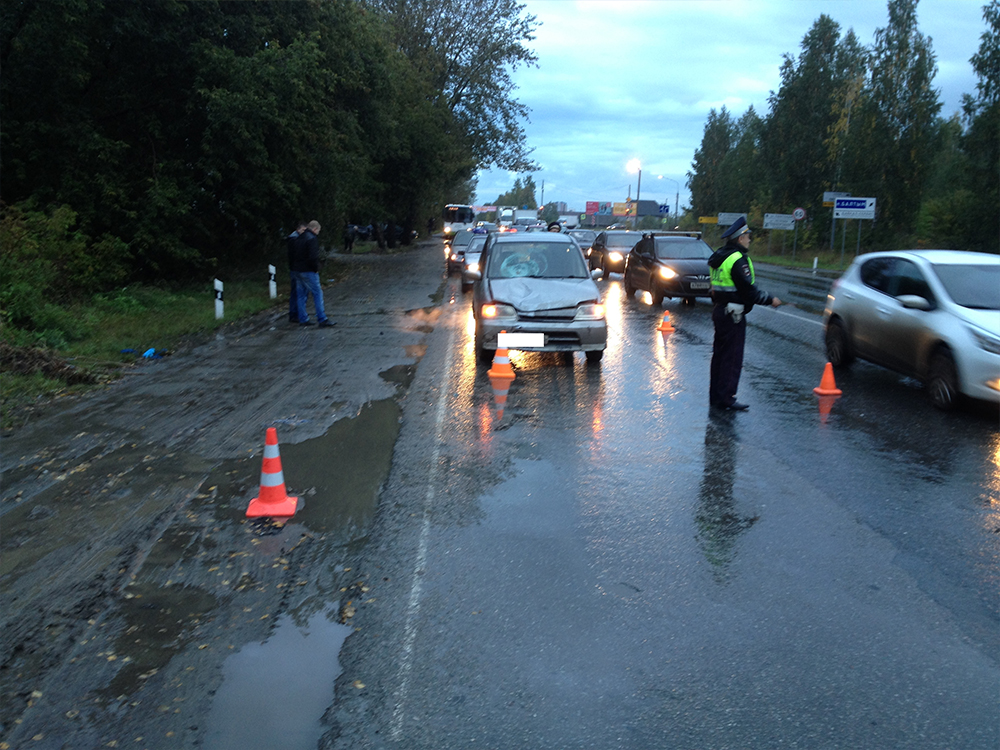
left=707, top=217, right=776, bottom=410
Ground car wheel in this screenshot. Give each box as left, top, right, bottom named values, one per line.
left=650, top=286, right=664, bottom=307
left=927, top=349, right=959, bottom=411
left=461, top=282, right=472, bottom=294
left=825, top=318, right=854, bottom=366
left=474, top=321, right=491, bottom=364
left=600, top=257, right=609, bottom=278
left=585, top=350, right=604, bottom=364
left=623, top=271, right=635, bottom=297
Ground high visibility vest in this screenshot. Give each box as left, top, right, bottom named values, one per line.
left=711, top=250, right=754, bottom=293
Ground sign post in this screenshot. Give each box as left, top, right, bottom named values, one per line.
left=792, top=207, right=806, bottom=260
left=833, top=197, right=876, bottom=265
left=824, top=191, right=850, bottom=251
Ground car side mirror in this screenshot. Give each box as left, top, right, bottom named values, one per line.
left=897, top=294, right=931, bottom=311
left=591, top=268, right=603, bottom=280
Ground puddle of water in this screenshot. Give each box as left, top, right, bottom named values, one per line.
left=281, top=399, right=401, bottom=537
left=201, top=605, right=352, bottom=750
left=379, top=363, right=417, bottom=388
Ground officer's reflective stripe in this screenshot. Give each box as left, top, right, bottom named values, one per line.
left=260, top=470, right=285, bottom=487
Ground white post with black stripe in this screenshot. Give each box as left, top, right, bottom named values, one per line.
left=214, top=278, right=224, bottom=319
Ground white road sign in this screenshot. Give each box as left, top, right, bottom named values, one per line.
left=717, top=212, right=747, bottom=226
left=834, top=197, right=876, bottom=220
left=764, top=213, right=795, bottom=231
left=793, top=207, right=806, bottom=221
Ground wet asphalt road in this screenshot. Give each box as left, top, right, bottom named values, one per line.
left=2, top=240, right=998, bottom=749
left=324, top=263, right=1000, bottom=748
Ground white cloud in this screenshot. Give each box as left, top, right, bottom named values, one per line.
left=473, top=0, right=985, bottom=211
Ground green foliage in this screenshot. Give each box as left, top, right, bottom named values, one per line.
left=686, top=0, right=999, bottom=253
left=0, top=202, right=129, bottom=343
left=1, top=0, right=537, bottom=289
left=493, top=176, right=539, bottom=209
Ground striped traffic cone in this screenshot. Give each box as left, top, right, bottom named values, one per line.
left=656, top=312, right=675, bottom=333
left=489, top=331, right=516, bottom=418
left=246, top=427, right=299, bottom=518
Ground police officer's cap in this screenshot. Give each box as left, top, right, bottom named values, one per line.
left=721, top=216, right=750, bottom=239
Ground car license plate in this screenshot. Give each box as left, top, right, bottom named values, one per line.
left=498, top=332, right=544, bottom=348
left=690, top=282, right=710, bottom=290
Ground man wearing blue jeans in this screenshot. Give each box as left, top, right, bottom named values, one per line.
left=290, top=220, right=335, bottom=327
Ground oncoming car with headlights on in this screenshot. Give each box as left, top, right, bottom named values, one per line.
left=623, top=231, right=714, bottom=306
left=588, top=229, right=639, bottom=276
left=469, top=233, right=607, bottom=364
left=823, top=249, right=1000, bottom=411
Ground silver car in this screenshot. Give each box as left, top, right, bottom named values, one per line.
left=823, top=250, right=1000, bottom=410
left=470, top=233, right=607, bottom=363
left=461, top=234, right=488, bottom=292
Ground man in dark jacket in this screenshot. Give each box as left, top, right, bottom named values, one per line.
left=290, top=220, right=334, bottom=327
left=707, top=217, right=781, bottom=410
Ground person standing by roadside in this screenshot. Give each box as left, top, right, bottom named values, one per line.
left=707, top=217, right=781, bottom=411
left=343, top=223, right=356, bottom=254
left=286, top=222, right=307, bottom=323
left=290, top=220, right=335, bottom=327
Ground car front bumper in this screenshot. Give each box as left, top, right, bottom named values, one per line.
left=957, top=349, right=1000, bottom=403
left=478, top=316, right=607, bottom=352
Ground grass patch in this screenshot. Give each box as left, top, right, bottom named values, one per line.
left=1, top=276, right=283, bottom=429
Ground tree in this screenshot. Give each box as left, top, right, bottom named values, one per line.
left=493, top=176, right=538, bottom=209
left=843, top=0, right=942, bottom=240
left=688, top=107, right=735, bottom=216
left=957, top=0, right=1000, bottom=252
left=368, top=0, right=539, bottom=173
left=760, top=15, right=849, bottom=212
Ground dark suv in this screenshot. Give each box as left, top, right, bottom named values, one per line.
left=623, top=232, right=714, bottom=306
left=588, top=230, right=640, bottom=276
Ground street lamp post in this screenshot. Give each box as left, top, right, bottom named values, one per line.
left=627, top=159, right=641, bottom=228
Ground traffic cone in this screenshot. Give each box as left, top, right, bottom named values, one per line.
left=246, top=427, right=298, bottom=518
left=813, top=362, right=842, bottom=396
left=656, top=312, right=675, bottom=333
left=488, top=332, right=515, bottom=419
left=488, top=333, right=516, bottom=382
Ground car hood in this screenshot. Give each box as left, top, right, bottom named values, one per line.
left=488, top=278, right=599, bottom=311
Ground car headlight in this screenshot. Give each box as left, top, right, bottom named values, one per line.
left=970, top=326, right=1000, bottom=355
left=482, top=304, right=517, bottom=320
left=466, top=262, right=480, bottom=274
left=658, top=266, right=678, bottom=280
left=575, top=304, right=606, bottom=320
left=608, top=252, right=623, bottom=263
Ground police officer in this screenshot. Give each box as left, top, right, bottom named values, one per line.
left=707, top=217, right=782, bottom=411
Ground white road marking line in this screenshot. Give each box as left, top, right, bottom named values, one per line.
left=389, top=318, right=456, bottom=740
left=770, top=306, right=824, bottom=326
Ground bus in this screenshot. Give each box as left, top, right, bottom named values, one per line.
left=442, top=204, right=475, bottom=242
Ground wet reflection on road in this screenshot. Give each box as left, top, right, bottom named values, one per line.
left=696, top=408, right=759, bottom=581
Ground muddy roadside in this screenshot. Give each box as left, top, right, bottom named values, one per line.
left=0, top=238, right=448, bottom=749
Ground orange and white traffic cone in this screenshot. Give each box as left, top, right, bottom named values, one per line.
left=488, top=333, right=516, bottom=382
left=488, top=331, right=516, bottom=418
left=656, top=312, right=675, bottom=333
left=246, top=427, right=299, bottom=518
left=813, top=362, right=843, bottom=396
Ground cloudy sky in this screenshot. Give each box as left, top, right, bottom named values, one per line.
left=473, top=0, right=989, bottom=214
